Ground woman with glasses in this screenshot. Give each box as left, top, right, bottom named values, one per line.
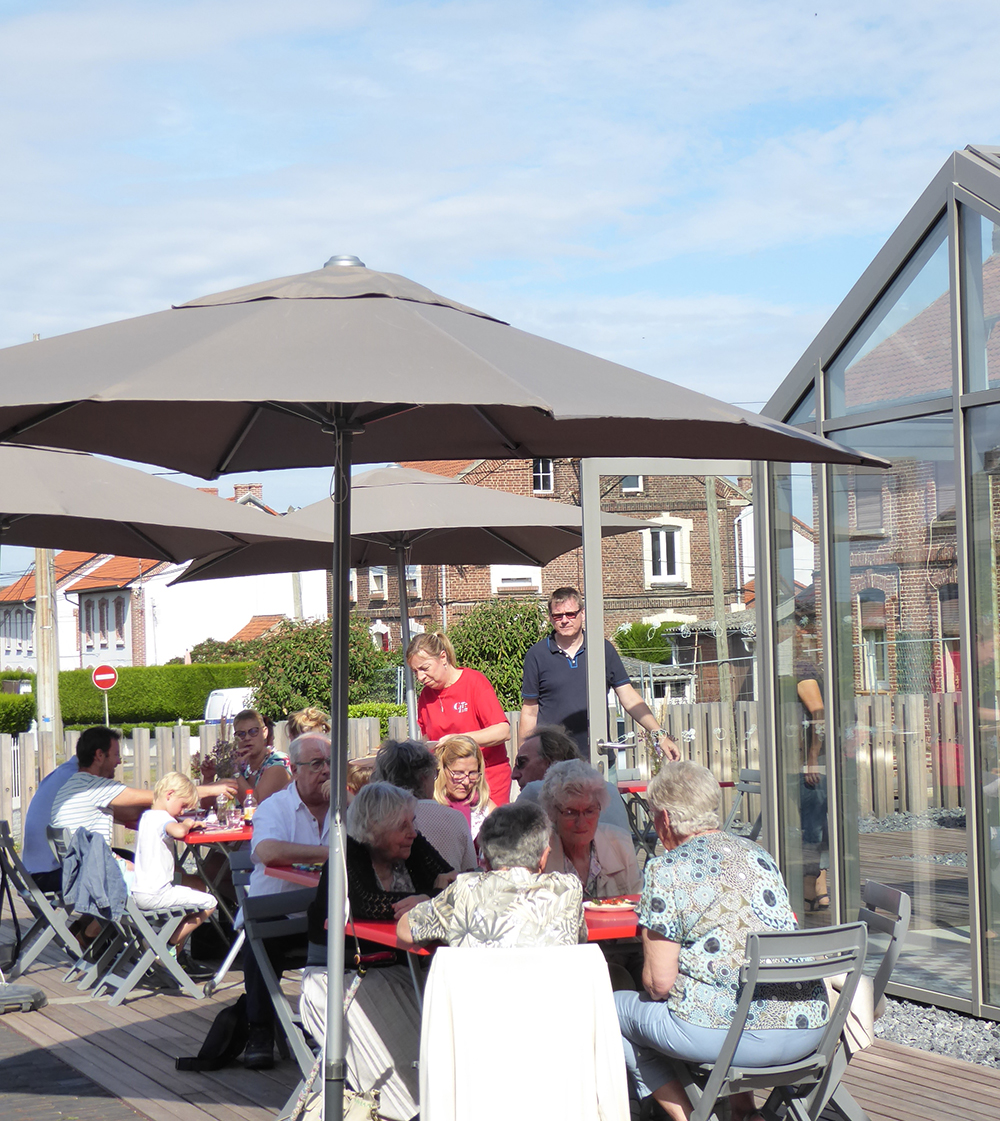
left=406, top=631, right=513, bottom=804
left=539, top=758, right=641, bottom=899
left=432, top=735, right=498, bottom=842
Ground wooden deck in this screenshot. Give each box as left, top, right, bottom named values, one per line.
left=4, top=904, right=1000, bottom=1121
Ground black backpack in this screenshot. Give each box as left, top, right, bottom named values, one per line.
left=175, top=994, right=249, bottom=1071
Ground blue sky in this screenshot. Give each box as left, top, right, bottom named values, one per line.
left=1, top=0, right=999, bottom=576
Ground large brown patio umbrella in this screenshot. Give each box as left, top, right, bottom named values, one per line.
left=0, top=444, right=335, bottom=561
left=173, top=463, right=656, bottom=735
left=0, top=256, right=886, bottom=1114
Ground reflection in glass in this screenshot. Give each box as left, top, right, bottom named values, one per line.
left=968, top=407, right=1000, bottom=1003
left=789, top=385, right=817, bottom=426
left=770, top=464, right=831, bottom=926
left=827, top=218, right=951, bottom=416
left=961, top=203, right=1000, bottom=393
left=832, top=415, right=969, bottom=998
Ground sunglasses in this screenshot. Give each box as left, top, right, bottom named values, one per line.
left=550, top=609, right=581, bottom=621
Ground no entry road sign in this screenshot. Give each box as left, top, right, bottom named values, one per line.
left=92, top=664, right=118, bottom=691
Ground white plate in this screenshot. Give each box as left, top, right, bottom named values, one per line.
left=583, top=900, right=638, bottom=912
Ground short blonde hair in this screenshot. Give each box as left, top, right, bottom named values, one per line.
left=538, top=758, right=609, bottom=820
left=433, top=735, right=492, bottom=810
left=287, top=706, right=331, bottom=738
left=153, top=771, right=199, bottom=811
left=406, top=631, right=457, bottom=668
left=646, top=761, right=720, bottom=836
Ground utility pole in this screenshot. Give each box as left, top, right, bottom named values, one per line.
left=34, top=548, right=63, bottom=770
left=705, top=478, right=737, bottom=780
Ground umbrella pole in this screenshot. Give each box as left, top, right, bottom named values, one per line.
left=324, top=425, right=352, bottom=1121
left=395, top=545, right=419, bottom=739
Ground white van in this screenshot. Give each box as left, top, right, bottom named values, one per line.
left=203, top=687, right=254, bottom=726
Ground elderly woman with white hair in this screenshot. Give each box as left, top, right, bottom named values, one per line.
left=540, top=758, right=642, bottom=899
left=300, top=782, right=454, bottom=1121
left=615, top=762, right=829, bottom=1121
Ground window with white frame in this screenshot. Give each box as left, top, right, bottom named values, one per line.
left=98, top=598, right=109, bottom=648
left=621, top=475, right=644, bottom=494
left=369, top=618, right=390, bottom=651
left=490, top=564, right=543, bottom=593
left=369, top=566, right=387, bottom=598
left=84, top=601, right=95, bottom=648
left=405, top=565, right=421, bottom=599
left=2, top=609, right=10, bottom=653
left=642, top=515, right=693, bottom=587
left=25, top=610, right=33, bottom=654
left=114, top=596, right=126, bottom=647
left=349, top=569, right=357, bottom=602
left=532, top=458, right=554, bottom=493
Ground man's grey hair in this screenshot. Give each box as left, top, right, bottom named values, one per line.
left=289, top=732, right=331, bottom=766
left=527, top=725, right=580, bottom=767
left=478, top=802, right=552, bottom=872
left=346, top=782, right=417, bottom=847
left=539, top=758, right=610, bottom=819
left=646, top=761, right=721, bottom=836
left=372, top=739, right=437, bottom=796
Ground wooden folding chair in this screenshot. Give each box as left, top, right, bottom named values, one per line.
left=672, top=922, right=868, bottom=1121
left=0, top=820, right=82, bottom=978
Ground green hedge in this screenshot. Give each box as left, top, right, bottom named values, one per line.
left=347, top=703, right=407, bottom=738
left=0, top=693, right=36, bottom=734
left=59, top=663, right=252, bottom=725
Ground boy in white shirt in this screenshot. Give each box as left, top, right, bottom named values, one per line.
left=132, top=772, right=217, bottom=966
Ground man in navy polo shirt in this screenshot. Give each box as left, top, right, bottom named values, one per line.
left=519, top=586, right=681, bottom=759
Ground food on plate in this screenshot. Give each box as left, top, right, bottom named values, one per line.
left=582, top=895, right=637, bottom=911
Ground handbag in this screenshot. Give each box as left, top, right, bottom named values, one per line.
left=282, top=1052, right=380, bottom=1121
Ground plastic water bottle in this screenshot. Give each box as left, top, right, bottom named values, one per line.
left=243, top=790, right=257, bottom=824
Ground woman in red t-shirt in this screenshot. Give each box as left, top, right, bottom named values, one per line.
left=406, top=632, right=512, bottom=804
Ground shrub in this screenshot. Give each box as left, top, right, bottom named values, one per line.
left=59, top=663, right=252, bottom=725
left=613, top=621, right=677, bottom=665
left=0, top=692, right=36, bottom=734
left=347, top=703, right=407, bottom=738
left=448, top=598, right=547, bottom=710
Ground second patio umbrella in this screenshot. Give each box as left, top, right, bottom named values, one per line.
left=173, top=464, right=654, bottom=735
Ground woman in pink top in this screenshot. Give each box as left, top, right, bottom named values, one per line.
left=407, top=632, right=512, bottom=804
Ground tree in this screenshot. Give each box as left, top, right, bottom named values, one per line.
left=448, top=598, right=547, bottom=710
left=189, top=635, right=263, bottom=663
left=246, top=616, right=394, bottom=717
left=613, top=621, right=677, bottom=665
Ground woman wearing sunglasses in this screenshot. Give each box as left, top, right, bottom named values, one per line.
left=231, top=708, right=291, bottom=804
left=432, top=735, right=498, bottom=842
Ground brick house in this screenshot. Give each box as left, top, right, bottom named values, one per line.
left=351, top=458, right=754, bottom=700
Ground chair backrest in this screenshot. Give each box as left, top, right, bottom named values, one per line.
left=420, top=943, right=630, bottom=1121
left=723, top=768, right=762, bottom=838
left=228, top=849, right=253, bottom=907
left=859, top=879, right=910, bottom=1007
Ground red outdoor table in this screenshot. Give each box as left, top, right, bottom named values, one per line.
left=179, top=823, right=253, bottom=927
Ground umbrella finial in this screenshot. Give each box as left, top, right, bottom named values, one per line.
left=324, top=254, right=366, bottom=268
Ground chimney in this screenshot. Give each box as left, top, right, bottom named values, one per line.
left=197, top=487, right=219, bottom=497
left=233, top=483, right=264, bottom=502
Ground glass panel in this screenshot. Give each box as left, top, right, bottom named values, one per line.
left=789, top=385, right=817, bottom=426
left=770, top=463, right=831, bottom=927
left=961, top=202, right=1000, bottom=393
left=827, top=218, right=952, bottom=416
left=832, top=415, right=969, bottom=998
left=968, top=406, right=1000, bottom=1001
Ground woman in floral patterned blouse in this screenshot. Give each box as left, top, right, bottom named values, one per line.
left=615, top=762, right=829, bottom=1121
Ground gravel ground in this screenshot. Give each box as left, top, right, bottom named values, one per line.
left=877, top=997, right=1000, bottom=1067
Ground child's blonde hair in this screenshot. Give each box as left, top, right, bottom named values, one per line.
left=154, top=771, right=199, bottom=811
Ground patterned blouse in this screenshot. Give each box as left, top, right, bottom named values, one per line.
left=239, top=748, right=292, bottom=788
left=406, top=867, right=586, bottom=948
left=638, top=831, right=829, bottom=1031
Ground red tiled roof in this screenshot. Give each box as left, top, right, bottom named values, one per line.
left=229, top=614, right=287, bottom=643
left=399, top=460, right=476, bottom=478
left=0, top=551, right=100, bottom=603
left=66, top=557, right=165, bottom=592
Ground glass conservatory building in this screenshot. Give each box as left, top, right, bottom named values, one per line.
left=754, top=145, right=1000, bottom=1017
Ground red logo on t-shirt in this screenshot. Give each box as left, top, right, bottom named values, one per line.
left=453, top=701, right=469, bottom=713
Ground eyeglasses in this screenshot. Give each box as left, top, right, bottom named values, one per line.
left=558, top=805, right=600, bottom=821
left=234, top=727, right=261, bottom=739
left=298, top=757, right=331, bottom=773
left=550, top=609, right=581, bottom=621
left=446, top=767, right=480, bottom=783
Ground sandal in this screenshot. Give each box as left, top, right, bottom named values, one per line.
left=805, top=895, right=830, bottom=911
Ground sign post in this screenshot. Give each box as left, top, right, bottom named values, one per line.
left=92, top=664, right=118, bottom=727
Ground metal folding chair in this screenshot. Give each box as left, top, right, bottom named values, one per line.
left=723, top=768, right=762, bottom=840
left=672, top=922, right=868, bottom=1121
left=203, top=847, right=252, bottom=996
left=0, top=820, right=82, bottom=978
left=241, top=884, right=319, bottom=1111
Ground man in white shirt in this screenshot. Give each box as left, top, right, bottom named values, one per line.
left=243, top=732, right=331, bottom=1069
